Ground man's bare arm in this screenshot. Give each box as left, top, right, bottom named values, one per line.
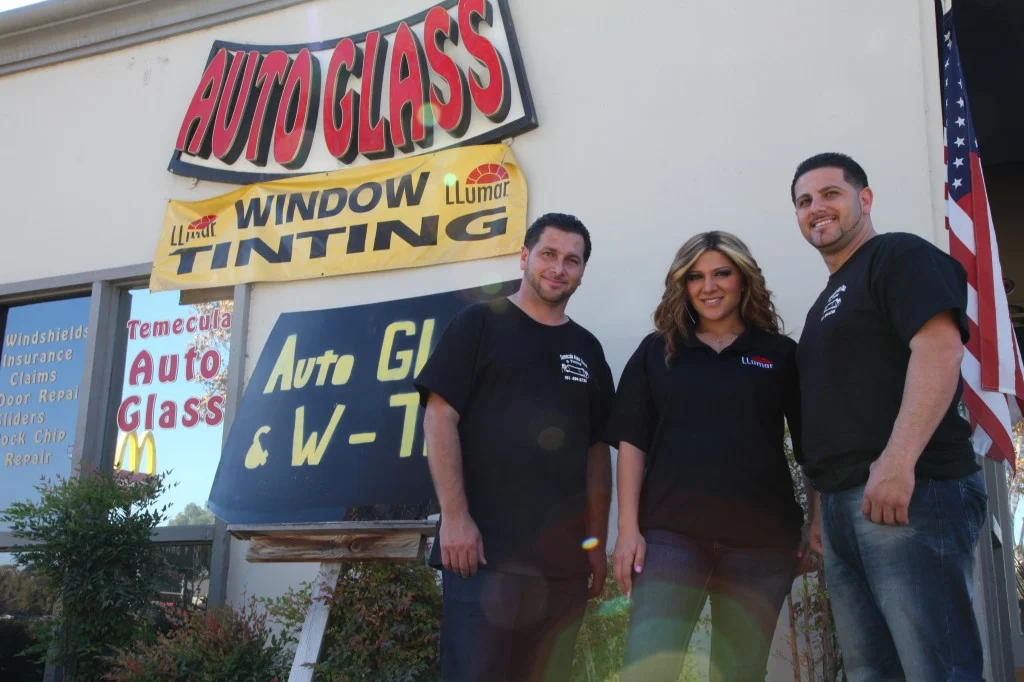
left=863, top=310, right=964, bottom=524
left=423, top=392, right=485, bottom=576
left=585, top=441, right=612, bottom=597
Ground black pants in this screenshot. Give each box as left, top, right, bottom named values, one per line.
left=441, top=568, right=588, bottom=682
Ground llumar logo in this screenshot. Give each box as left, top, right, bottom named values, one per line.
left=170, top=215, right=218, bottom=247
left=741, top=356, right=774, bottom=369
left=445, top=164, right=511, bottom=205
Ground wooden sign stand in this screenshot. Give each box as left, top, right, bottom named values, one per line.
left=228, top=520, right=438, bottom=682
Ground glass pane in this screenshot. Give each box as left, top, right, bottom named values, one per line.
left=115, top=290, right=231, bottom=526
left=0, top=297, right=90, bottom=530
left=156, top=543, right=212, bottom=609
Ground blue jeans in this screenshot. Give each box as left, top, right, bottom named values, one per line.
left=440, top=568, right=588, bottom=682
left=822, top=472, right=987, bottom=682
left=621, top=530, right=796, bottom=682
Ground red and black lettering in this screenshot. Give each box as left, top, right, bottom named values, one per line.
left=171, top=0, right=532, bottom=179
left=211, top=50, right=262, bottom=164
left=245, top=50, right=292, bottom=167
left=389, top=22, right=431, bottom=153
left=176, top=47, right=230, bottom=157
left=459, top=0, right=511, bottom=123
left=274, top=48, right=321, bottom=169
left=323, top=38, right=362, bottom=164
left=424, top=7, right=470, bottom=138
left=357, top=31, right=394, bottom=160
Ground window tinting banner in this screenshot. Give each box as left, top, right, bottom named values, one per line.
left=151, top=144, right=526, bottom=291
left=207, top=281, right=517, bottom=523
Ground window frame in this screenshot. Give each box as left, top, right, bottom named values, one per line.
left=0, top=264, right=249, bottom=607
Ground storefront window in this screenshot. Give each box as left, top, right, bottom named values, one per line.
left=114, top=289, right=231, bottom=526
left=0, top=297, right=90, bottom=530
left=156, top=543, right=212, bottom=608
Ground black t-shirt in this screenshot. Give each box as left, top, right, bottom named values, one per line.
left=414, top=298, right=614, bottom=577
left=797, top=232, right=977, bottom=493
left=604, top=327, right=804, bottom=549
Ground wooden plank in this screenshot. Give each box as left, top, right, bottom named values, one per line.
left=246, top=530, right=426, bottom=563
left=227, top=520, right=436, bottom=540
left=289, top=562, right=341, bottom=682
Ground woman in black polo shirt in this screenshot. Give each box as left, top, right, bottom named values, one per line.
left=609, top=231, right=808, bottom=682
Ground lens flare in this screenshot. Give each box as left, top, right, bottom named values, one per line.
left=597, top=595, right=630, bottom=616
left=417, top=103, right=439, bottom=127
left=444, top=173, right=458, bottom=187
left=581, top=536, right=600, bottom=551
left=538, top=427, right=565, bottom=451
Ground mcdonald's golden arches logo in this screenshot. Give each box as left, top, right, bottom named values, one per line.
left=114, top=430, right=157, bottom=479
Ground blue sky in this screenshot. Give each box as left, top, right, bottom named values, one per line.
left=119, top=289, right=227, bottom=522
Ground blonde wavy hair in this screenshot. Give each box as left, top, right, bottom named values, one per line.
left=653, top=231, right=783, bottom=364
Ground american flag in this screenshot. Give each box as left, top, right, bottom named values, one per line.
left=943, top=8, right=1024, bottom=471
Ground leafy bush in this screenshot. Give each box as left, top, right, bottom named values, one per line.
left=0, top=617, right=46, bottom=680
left=0, top=565, right=54, bottom=617
left=266, top=557, right=713, bottom=682
left=267, top=557, right=709, bottom=682
left=265, top=560, right=442, bottom=682
left=108, top=596, right=292, bottom=682
left=0, top=471, right=170, bottom=681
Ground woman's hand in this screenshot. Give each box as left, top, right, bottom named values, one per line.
left=613, top=527, right=647, bottom=597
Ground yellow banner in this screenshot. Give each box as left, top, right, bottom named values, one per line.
left=151, top=144, right=527, bottom=291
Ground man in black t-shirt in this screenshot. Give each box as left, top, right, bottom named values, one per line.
left=792, top=153, right=986, bottom=681
left=415, top=213, right=614, bottom=682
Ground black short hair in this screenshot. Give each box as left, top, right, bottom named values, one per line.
left=791, top=153, right=869, bottom=203
left=524, top=212, right=592, bottom=262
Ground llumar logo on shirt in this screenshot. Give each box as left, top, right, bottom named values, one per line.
left=741, top=356, right=774, bottom=369
left=560, top=354, right=590, bottom=383
left=821, top=284, right=847, bottom=321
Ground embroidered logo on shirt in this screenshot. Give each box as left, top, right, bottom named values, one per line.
left=560, top=354, right=590, bottom=383
left=741, top=356, right=774, bottom=369
left=821, top=284, right=847, bottom=321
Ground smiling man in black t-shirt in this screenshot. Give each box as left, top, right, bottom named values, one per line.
left=415, top=213, right=614, bottom=682
left=792, top=153, right=986, bottom=681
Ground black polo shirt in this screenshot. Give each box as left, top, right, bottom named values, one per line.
left=605, top=327, right=804, bottom=549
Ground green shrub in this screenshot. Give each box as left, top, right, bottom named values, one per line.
left=108, top=596, right=292, bottom=682
left=0, top=471, right=169, bottom=681
left=265, top=560, right=442, bottom=682
left=0, top=565, right=54, bottom=617
left=264, top=557, right=712, bottom=682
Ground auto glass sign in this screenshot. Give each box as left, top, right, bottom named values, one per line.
left=169, top=0, right=536, bottom=184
